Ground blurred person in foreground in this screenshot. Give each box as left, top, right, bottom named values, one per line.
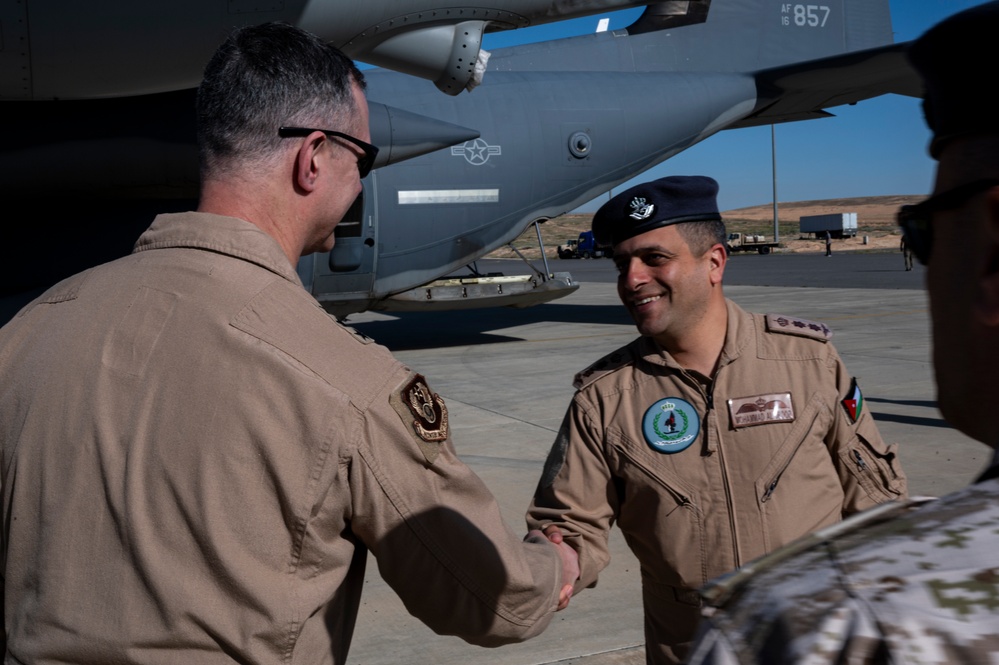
left=688, top=3, right=999, bottom=661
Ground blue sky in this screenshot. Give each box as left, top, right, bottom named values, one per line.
left=478, top=0, right=985, bottom=212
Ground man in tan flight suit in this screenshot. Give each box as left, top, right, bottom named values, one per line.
left=527, top=175, right=906, bottom=665
left=0, top=23, right=576, bottom=664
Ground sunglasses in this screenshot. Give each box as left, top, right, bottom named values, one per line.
left=896, top=179, right=999, bottom=265
left=278, top=126, right=379, bottom=178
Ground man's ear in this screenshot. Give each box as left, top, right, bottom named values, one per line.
left=708, top=242, right=727, bottom=286
left=975, top=187, right=999, bottom=326
left=293, top=132, right=325, bottom=193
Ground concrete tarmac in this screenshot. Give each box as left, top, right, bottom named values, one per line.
left=343, top=253, right=986, bottom=665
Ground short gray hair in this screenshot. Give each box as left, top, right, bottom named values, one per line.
left=196, top=22, right=366, bottom=177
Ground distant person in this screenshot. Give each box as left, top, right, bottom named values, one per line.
left=824, top=229, right=832, bottom=256
left=0, top=22, right=576, bottom=663
left=526, top=175, right=907, bottom=665
left=687, top=3, right=999, bottom=661
left=901, top=235, right=914, bottom=270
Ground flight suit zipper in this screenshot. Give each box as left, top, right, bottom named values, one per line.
left=852, top=448, right=867, bottom=471
left=615, top=444, right=695, bottom=508
left=690, top=368, right=741, bottom=567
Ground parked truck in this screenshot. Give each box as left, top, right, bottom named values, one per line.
left=726, top=232, right=779, bottom=255
left=799, top=213, right=858, bottom=239
left=557, top=230, right=610, bottom=259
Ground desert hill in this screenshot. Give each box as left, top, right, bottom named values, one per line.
left=488, top=194, right=925, bottom=259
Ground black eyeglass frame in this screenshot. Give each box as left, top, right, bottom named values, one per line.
left=278, top=126, right=379, bottom=178
left=896, top=178, right=999, bottom=265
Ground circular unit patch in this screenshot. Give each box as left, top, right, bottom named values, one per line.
left=642, top=397, right=700, bottom=454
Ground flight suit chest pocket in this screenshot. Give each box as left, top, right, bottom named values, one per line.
left=839, top=429, right=906, bottom=509
left=753, top=393, right=842, bottom=550
left=606, top=431, right=706, bottom=587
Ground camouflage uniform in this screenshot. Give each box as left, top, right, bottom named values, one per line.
left=689, top=478, right=999, bottom=664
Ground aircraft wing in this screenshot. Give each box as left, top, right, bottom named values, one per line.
left=731, top=42, right=923, bottom=128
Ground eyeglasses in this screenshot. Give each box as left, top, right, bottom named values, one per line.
left=896, top=179, right=999, bottom=265
left=278, top=126, right=379, bottom=178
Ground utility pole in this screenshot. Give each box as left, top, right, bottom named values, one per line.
left=771, top=124, right=780, bottom=243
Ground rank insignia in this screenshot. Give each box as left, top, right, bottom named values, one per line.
left=728, top=393, right=795, bottom=428
left=391, top=373, right=449, bottom=464
left=842, top=377, right=863, bottom=423
left=765, top=313, right=832, bottom=342
left=642, top=397, right=699, bottom=454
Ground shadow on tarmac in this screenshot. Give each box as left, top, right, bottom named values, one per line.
left=871, top=412, right=954, bottom=429
left=350, top=303, right=633, bottom=350
left=866, top=397, right=938, bottom=409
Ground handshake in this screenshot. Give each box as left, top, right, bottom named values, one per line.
left=526, top=525, right=579, bottom=611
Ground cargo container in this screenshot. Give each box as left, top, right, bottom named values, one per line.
left=799, top=213, right=858, bottom=239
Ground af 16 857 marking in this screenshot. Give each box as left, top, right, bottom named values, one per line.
left=781, top=4, right=830, bottom=27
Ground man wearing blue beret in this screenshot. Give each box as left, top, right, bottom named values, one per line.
left=687, top=2, right=999, bottom=661
left=527, top=174, right=907, bottom=664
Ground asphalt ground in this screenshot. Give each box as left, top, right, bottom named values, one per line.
left=478, top=250, right=925, bottom=289
left=343, top=251, right=984, bottom=665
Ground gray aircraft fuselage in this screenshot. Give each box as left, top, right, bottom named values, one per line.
left=3, top=0, right=648, bottom=99
left=0, top=0, right=919, bottom=321
left=300, top=0, right=915, bottom=315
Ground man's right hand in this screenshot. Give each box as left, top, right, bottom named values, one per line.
left=542, top=525, right=578, bottom=610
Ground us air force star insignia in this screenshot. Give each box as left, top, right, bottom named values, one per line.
left=450, top=138, right=502, bottom=165
left=629, top=197, right=655, bottom=220
left=642, top=397, right=699, bottom=454
left=842, top=377, right=863, bottom=423
left=728, top=393, right=795, bottom=428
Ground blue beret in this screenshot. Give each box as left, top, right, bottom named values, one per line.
left=592, top=175, right=721, bottom=246
left=909, top=2, right=999, bottom=158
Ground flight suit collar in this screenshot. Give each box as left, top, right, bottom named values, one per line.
left=637, top=298, right=754, bottom=376
left=133, top=212, right=304, bottom=286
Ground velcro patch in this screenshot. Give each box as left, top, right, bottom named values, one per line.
left=842, top=377, right=863, bottom=423
left=728, top=393, right=795, bottom=428
left=390, top=373, right=449, bottom=464
left=765, top=313, right=832, bottom=342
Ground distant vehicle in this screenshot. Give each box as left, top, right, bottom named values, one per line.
left=558, top=231, right=610, bottom=259
left=799, top=213, right=859, bottom=239
left=727, top=232, right=779, bottom=255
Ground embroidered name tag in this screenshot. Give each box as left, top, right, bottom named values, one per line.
left=727, top=393, right=795, bottom=428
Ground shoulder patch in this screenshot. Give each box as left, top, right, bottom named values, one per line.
left=765, top=313, right=832, bottom=342
left=573, top=347, right=633, bottom=390
left=389, top=373, right=449, bottom=465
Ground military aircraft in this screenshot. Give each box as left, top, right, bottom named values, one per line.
left=1, top=0, right=919, bottom=320
left=4, top=0, right=651, bottom=99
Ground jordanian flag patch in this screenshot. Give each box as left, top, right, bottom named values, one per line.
left=842, top=377, right=863, bottom=423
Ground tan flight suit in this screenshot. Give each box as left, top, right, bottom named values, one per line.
left=0, top=213, right=562, bottom=664
left=527, top=299, right=907, bottom=665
